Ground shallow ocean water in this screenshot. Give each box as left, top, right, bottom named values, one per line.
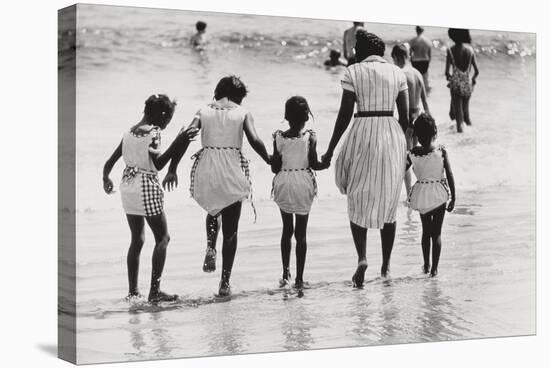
left=59, top=4, right=535, bottom=364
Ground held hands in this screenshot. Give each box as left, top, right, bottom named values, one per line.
left=447, top=198, right=455, bottom=212
left=317, top=159, right=331, bottom=170
left=162, top=172, right=178, bottom=192
left=321, top=151, right=333, bottom=167
left=405, top=127, right=414, bottom=140
left=103, top=177, right=114, bottom=194
left=178, top=126, right=200, bottom=143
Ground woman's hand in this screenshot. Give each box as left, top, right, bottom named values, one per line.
left=447, top=198, right=455, bottom=212
left=103, top=177, right=114, bottom=194
left=162, top=172, right=178, bottom=191
left=472, top=77, right=477, bottom=86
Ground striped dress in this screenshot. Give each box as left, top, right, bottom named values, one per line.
left=335, top=55, right=408, bottom=229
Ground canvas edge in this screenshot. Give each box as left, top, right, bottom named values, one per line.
left=58, top=3, right=78, bottom=365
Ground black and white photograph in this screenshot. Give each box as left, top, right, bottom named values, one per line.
left=56, top=2, right=537, bottom=365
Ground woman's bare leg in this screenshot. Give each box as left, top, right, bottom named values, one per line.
left=380, top=222, right=396, bottom=277
left=350, top=221, right=368, bottom=287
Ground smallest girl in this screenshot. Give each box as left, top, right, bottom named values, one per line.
left=271, top=96, right=329, bottom=291
left=406, top=113, right=456, bottom=277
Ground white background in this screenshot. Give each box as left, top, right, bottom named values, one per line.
left=0, top=0, right=546, bottom=366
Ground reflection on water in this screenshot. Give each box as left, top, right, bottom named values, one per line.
left=150, top=312, right=175, bottom=358
left=128, top=315, right=145, bottom=358
left=417, top=280, right=453, bottom=341
left=206, top=303, right=248, bottom=355
left=281, top=301, right=315, bottom=351
left=127, top=312, right=176, bottom=360
left=379, top=282, right=400, bottom=342
left=349, top=292, right=374, bottom=344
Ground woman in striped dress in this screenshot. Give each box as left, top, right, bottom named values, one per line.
left=321, top=31, right=410, bottom=286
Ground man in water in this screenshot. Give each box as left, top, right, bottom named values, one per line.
left=343, top=22, right=365, bottom=65
left=190, top=21, right=208, bottom=50
left=409, top=26, right=432, bottom=93
left=391, top=44, right=430, bottom=197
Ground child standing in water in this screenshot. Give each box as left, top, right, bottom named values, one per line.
left=164, top=76, right=271, bottom=296
left=271, top=97, right=329, bottom=290
left=189, top=21, right=208, bottom=51
left=406, top=113, right=456, bottom=277
left=103, top=94, right=197, bottom=302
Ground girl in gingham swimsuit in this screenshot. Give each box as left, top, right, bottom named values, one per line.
left=103, top=94, right=198, bottom=302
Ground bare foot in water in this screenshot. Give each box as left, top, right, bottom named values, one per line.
left=148, top=290, right=179, bottom=303
left=352, top=260, right=368, bottom=288
left=381, top=265, right=391, bottom=278
left=125, top=291, right=143, bottom=301
left=218, top=280, right=231, bottom=297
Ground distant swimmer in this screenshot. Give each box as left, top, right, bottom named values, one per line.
left=343, top=22, right=365, bottom=65
left=190, top=21, right=208, bottom=50
left=324, top=49, right=347, bottom=67
left=409, top=26, right=432, bottom=94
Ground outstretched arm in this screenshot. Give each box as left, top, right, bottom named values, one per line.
left=150, top=127, right=198, bottom=171
left=244, top=112, right=271, bottom=164
left=102, top=140, right=122, bottom=194
left=442, top=148, right=456, bottom=212
left=162, top=117, right=201, bottom=191
left=322, top=89, right=355, bottom=163
left=308, top=132, right=329, bottom=170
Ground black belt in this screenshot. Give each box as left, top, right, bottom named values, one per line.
left=354, top=111, right=394, bottom=118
